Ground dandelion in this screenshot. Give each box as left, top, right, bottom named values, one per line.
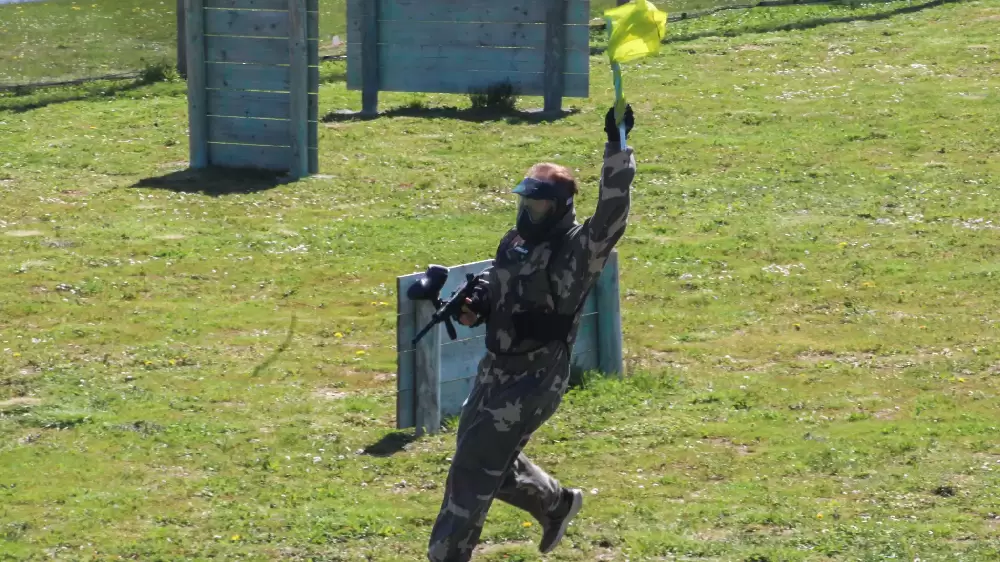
left=919, top=325, right=927, bottom=330
left=522, top=521, right=532, bottom=528
left=168, top=359, right=176, bottom=366
left=861, top=281, right=876, bottom=288
left=793, top=323, right=801, bottom=331
left=334, top=332, right=344, bottom=338
left=144, top=360, right=152, bottom=366
left=230, top=534, right=241, bottom=541
left=12, top=352, right=20, bottom=358
left=957, top=377, right=966, bottom=383
left=838, top=242, right=848, bottom=248
left=356, top=350, right=366, bottom=356
left=817, top=513, right=824, bottom=519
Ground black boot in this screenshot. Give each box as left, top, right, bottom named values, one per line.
left=539, top=488, right=583, bottom=553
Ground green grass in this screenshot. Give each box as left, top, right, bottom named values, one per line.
left=1, top=0, right=755, bottom=86
left=2, top=0, right=1000, bottom=560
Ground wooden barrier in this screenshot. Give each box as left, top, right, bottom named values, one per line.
left=396, top=251, right=622, bottom=435
left=345, top=0, right=591, bottom=115
left=184, top=0, right=319, bottom=178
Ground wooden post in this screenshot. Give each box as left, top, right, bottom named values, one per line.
left=288, top=0, right=309, bottom=179
left=361, top=0, right=379, bottom=115
left=595, top=251, right=624, bottom=377
left=414, top=301, right=441, bottom=436
left=184, top=0, right=208, bottom=169
left=543, top=0, right=568, bottom=114
left=360, top=0, right=379, bottom=115
left=176, top=0, right=187, bottom=78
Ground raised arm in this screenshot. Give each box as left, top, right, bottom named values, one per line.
left=581, top=106, right=636, bottom=270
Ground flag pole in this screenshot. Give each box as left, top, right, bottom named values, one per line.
left=607, top=18, right=628, bottom=151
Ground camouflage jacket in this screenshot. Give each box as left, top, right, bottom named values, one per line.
left=478, top=144, right=635, bottom=358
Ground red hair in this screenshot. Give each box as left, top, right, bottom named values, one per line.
left=527, top=163, right=579, bottom=196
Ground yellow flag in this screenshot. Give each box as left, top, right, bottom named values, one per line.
left=605, top=0, right=668, bottom=64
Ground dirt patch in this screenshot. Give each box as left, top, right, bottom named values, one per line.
left=692, top=528, right=733, bottom=541
left=18, top=432, right=43, bottom=445
left=703, top=437, right=754, bottom=455
left=873, top=407, right=901, bottom=420
left=474, top=540, right=535, bottom=556
left=313, top=388, right=350, bottom=400
left=744, top=524, right=797, bottom=537
left=154, top=465, right=207, bottom=481
left=0, top=397, right=41, bottom=411
left=795, top=350, right=838, bottom=362
left=4, top=230, right=43, bottom=237
left=593, top=546, right=629, bottom=561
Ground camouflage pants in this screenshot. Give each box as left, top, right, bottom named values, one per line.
left=427, top=345, right=572, bottom=562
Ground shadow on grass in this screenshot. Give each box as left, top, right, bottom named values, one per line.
left=323, top=105, right=579, bottom=125
left=0, top=76, right=178, bottom=113
left=362, top=431, right=417, bottom=457
left=131, top=167, right=293, bottom=197
left=589, top=0, right=959, bottom=55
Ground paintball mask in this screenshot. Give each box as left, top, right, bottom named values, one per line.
left=512, top=177, right=573, bottom=243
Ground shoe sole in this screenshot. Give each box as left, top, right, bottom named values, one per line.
left=540, top=490, right=583, bottom=554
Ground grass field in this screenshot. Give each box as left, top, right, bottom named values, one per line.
left=2, top=0, right=1000, bottom=560
left=0, top=0, right=732, bottom=86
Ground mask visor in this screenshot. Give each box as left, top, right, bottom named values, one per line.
left=518, top=196, right=553, bottom=224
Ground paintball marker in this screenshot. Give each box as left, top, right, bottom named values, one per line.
left=407, top=265, right=481, bottom=345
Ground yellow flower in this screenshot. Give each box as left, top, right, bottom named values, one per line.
left=356, top=350, right=366, bottom=356
left=861, top=281, right=875, bottom=288
left=838, top=242, right=848, bottom=248
left=12, top=352, right=21, bottom=358
left=919, top=325, right=927, bottom=330
left=230, top=534, right=241, bottom=541
left=957, top=377, right=966, bottom=383
left=334, top=332, right=344, bottom=338
left=168, top=359, right=176, bottom=366
left=522, top=521, right=532, bottom=528
left=793, top=323, right=801, bottom=331
left=816, top=513, right=824, bottom=519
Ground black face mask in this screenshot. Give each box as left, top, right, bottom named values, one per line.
left=516, top=198, right=572, bottom=244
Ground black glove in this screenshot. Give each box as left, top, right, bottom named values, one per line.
left=604, top=103, right=634, bottom=144
left=466, top=279, right=490, bottom=315
left=459, top=277, right=490, bottom=327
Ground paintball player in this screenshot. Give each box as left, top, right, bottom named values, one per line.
left=427, top=104, right=637, bottom=561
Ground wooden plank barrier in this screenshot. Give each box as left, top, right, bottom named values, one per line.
left=346, top=0, right=591, bottom=115
left=185, top=0, right=319, bottom=177
left=396, top=251, right=622, bottom=435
